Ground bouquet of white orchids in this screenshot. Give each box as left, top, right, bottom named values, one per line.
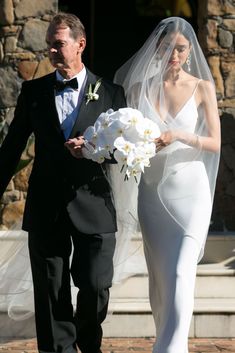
left=83, top=108, right=160, bottom=180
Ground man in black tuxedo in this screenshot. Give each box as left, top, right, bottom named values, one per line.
left=0, top=12, right=126, bottom=353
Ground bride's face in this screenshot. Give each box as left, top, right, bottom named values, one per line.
left=159, top=32, right=191, bottom=71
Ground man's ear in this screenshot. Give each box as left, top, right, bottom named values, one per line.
left=77, top=37, right=86, bottom=54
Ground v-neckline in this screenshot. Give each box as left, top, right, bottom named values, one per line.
left=170, top=94, right=194, bottom=120
left=157, top=94, right=195, bottom=124
left=157, top=79, right=201, bottom=123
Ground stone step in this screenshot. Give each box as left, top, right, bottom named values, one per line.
left=108, top=297, right=235, bottom=313
left=1, top=298, right=235, bottom=339
left=1, top=232, right=235, bottom=338
left=103, top=312, right=235, bottom=338
left=104, top=261, right=235, bottom=301
left=102, top=298, right=235, bottom=338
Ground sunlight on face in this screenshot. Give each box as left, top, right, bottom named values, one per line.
left=46, top=25, right=81, bottom=70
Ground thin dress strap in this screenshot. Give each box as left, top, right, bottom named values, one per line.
left=192, top=79, right=202, bottom=96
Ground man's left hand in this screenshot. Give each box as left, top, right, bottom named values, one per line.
left=64, top=136, right=84, bottom=159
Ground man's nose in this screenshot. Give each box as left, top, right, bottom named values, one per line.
left=49, top=47, right=57, bottom=53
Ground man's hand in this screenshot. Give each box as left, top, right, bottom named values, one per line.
left=64, top=136, right=85, bottom=159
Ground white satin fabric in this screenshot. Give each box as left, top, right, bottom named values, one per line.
left=138, top=93, right=211, bottom=353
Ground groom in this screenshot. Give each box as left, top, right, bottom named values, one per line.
left=0, top=12, right=126, bottom=353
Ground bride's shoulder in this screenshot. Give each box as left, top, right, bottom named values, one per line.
left=197, top=79, right=216, bottom=97
left=198, top=79, right=214, bottom=89
left=195, top=79, right=216, bottom=106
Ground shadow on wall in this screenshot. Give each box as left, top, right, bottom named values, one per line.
left=210, top=113, right=235, bottom=232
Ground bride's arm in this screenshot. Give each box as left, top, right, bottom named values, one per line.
left=155, top=81, right=221, bottom=153
left=185, top=80, right=221, bottom=152
left=195, top=80, right=221, bottom=152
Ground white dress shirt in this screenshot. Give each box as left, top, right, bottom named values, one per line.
left=55, top=66, right=87, bottom=126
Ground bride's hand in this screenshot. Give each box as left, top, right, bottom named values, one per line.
left=155, top=130, right=177, bottom=150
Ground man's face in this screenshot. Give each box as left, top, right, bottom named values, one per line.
left=46, top=24, right=85, bottom=70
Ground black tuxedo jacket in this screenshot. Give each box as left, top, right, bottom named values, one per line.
left=0, top=69, right=126, bottom=234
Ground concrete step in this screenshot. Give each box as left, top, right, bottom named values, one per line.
left=101, top=258, right=235, bottom=338
left=102, top=308, right=235, bottom=338
left=107, top=260, right=235, bottom=300
left=1, top=287, right=235, bottom=339
left=108, top=297, right=235, bottom=313
left=1, top=232, right=235, bottom=338
left=1, top=298, right=235, bottom=339
left=102, top=298, right=235, bottom=338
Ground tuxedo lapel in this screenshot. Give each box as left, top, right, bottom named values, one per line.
left=39, top=72, right=64, bottom=137
left=70, top=70, right=100, bottom=137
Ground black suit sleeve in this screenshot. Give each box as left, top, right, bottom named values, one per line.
left=112, top=84, right=127, bottom=111
left=0, top=83, right=32, bottom=199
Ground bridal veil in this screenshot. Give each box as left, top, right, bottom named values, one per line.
left=111, top=16, right=220, bottom=280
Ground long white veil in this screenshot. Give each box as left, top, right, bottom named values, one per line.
left=112, top=16, right=220, bottom=267
left=0, top=221, right=34, bottom=320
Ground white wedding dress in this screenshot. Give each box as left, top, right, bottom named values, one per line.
left=113, top=16, right=220, bottom=353
left=138, top=92, right=212, bottom=353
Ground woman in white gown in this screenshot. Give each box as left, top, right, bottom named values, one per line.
left=114, top=17, right=221, bottom=353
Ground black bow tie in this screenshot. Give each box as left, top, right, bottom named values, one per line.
left=55, top=78, right=78, bottom=92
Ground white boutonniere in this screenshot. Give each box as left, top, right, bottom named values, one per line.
left=85, top=78, right=102, bottom=105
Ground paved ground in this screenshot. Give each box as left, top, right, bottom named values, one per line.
left=0, top=338, right=235, bottom=353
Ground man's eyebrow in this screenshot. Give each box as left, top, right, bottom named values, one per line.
left=47, top=39, right=67, bottom=44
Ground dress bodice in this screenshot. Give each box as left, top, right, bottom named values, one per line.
left=162, top=80, right=201, bottom=134
left=165, top=95, right=198, bottom=133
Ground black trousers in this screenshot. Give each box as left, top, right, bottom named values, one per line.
left=28, top=210, right=116, bottom=353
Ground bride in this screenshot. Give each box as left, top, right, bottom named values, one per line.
left=114, top=17, right=221, bottom=353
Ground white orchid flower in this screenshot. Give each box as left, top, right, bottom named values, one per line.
left=136, top=118, right=160, bottom=141
left=118, top=108, right=145, bottom=126
left=114, top=136, right=135, bottom=156
left=122, top=125, right=140, bottom=144
left=95, top=111, right=113, bottom=130
left=126, top=149, right=149, bottom=172
left=144, top=142, right=157, bottom=158
left=94, top=130, right=114, bottom=153
left=125, top=165, right=142, bottom=181
left=113, top=149, right=128, bottom=167
left=135, top=141, right=156, bottom=159
left=107, top=119, right=128, bottom=142
left=91, top=147, right=111, bottom=163
left=83, top=126, right=97, bottom=145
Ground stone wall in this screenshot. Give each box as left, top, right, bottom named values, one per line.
left=198, top=0, right=235, bottom=231
left=0, top=0, right=57, bottom=229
